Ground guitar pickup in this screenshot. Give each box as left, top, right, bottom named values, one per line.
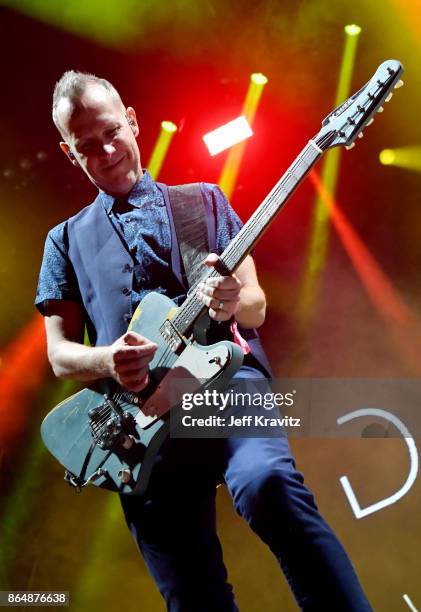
left=160, top=319, right=184, bottom=351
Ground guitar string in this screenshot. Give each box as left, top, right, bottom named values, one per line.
left=92, top=393, right=150, bottom=432
left=94, top=387, right=161, bottom=427
left=91, top=392, right=134, bottom=431
left=90, top=391, right=127, bottom=430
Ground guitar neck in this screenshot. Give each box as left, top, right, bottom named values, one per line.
left=172, top=138, right=323, bottom=335
left=218, top=139, right=322, bottom=273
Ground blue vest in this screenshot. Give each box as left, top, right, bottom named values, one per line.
left=67, top=183, right=272, bottom=377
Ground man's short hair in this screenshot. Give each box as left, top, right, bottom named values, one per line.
left=52, top=70, right=123, bottom=132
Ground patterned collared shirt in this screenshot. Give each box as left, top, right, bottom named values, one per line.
left=35, top=170, right=243, bottom=317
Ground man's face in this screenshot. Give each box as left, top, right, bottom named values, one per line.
left=57, top=84, right=142, bottom=195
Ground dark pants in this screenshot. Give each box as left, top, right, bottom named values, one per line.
left=120, top=369, right=372, bottom=611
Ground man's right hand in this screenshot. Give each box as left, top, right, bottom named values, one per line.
left=44, top=301, right=158, bottom=389
left=107, top=331, right=158, bottom=392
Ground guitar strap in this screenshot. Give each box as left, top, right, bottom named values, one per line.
left=166, top=183, right=252, bottom=356
left=167, top=183, right=210, bottom=289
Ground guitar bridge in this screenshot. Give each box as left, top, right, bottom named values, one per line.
left=88, top=395, right=135, bottom=450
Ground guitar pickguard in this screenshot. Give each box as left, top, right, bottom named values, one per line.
left=137, top=341, right=232, bottom=425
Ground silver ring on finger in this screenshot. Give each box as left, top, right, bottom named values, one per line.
left=219, top=300, right=224, bottom=310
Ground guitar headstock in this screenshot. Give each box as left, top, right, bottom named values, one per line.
left=314, top=59, right=404, bottom=151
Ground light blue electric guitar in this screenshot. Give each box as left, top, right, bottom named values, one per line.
left=41, top=60, right=404, bottom=495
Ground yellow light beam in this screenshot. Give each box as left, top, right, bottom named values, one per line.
left=71, top=494, right=125, bottom=610
left=219, top=73, right=268, bottom=199
left=147, top=121, right=177, bottom=179
left=379, top=146, right=421, bottom=172
left=0, top=377, right=76, bottom=589
left=0, top=0, right=141, bottom=47
left=297, top=25, right=362, bottom=324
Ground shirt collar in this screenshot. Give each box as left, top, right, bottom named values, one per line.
left=100, top=170, right=160, bottom=213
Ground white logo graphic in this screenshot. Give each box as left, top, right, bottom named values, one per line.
left=337, top=408, right=419, bottom=519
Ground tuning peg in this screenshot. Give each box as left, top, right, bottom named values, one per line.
left=345, top=143, right=356, bottom=150
left=358, top=132, right=364, bottom=139
left=377, top=106, right=384, bottom=113
left=385, top=92, right=393, bottom=102
left=394, top=79, right=404, bottom=89
left=366, top=118, right=374, bottom=126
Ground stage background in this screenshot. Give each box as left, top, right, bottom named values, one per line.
left=0, top=1, right=420, bottom=610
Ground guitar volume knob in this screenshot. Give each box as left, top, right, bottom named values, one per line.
left=118, top=468, right=132, bottom=484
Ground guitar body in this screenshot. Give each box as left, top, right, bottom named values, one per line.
left=41, top=292, right=244, bottom=495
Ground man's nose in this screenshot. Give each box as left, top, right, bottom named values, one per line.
left=103, top=143, right=116, bottom=155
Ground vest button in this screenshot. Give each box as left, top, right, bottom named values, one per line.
left=122, top=264, right=132, bottom=273
left=123, top=313, right=131, bottom=323
left=122, top=287, right=131, bottom=296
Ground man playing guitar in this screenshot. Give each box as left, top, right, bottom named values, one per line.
left=36, top=70, right=372, bottom=611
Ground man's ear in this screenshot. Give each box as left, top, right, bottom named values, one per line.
left=59, top=141, right=79, bottom=166
left=126, top=107, right=139, bottom=137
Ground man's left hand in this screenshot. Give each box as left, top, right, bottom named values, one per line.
left=196, top=253, right=242, bottom=321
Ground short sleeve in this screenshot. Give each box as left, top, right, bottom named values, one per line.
left=35, top=221, right=82, bottom=315
left=203, top=184, right=244, bottom=255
